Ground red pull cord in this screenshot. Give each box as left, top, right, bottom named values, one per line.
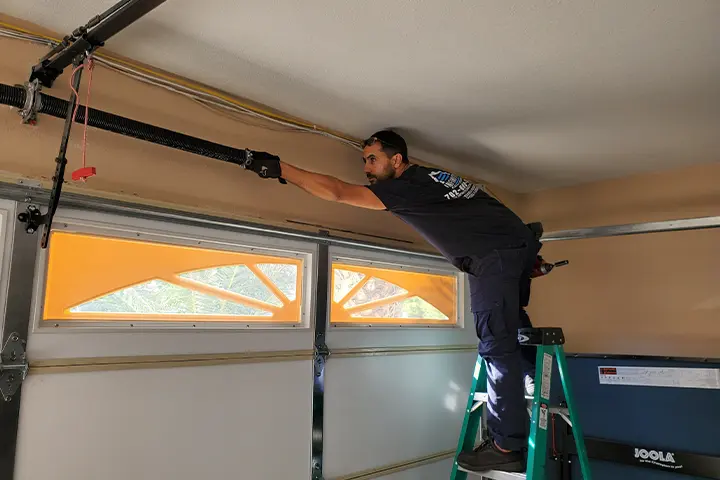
left=69, top=57, right=97, bottom=182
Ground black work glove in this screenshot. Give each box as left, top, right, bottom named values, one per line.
left=241, top=150, right=286, bottom=184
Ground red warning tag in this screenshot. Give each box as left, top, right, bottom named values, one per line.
left=72, top=167, right=96, bottom=181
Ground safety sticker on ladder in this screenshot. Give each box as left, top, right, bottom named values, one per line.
left=541, top=352, right=553, bottom=399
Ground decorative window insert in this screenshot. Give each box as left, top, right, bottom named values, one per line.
left=41, top=231, right=304, bottom=324
left=330, top=260, right=459, bottom=326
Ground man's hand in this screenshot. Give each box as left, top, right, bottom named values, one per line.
left=243, top=150, right=286, bottom=183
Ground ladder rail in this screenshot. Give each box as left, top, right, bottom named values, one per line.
left=525, top=348, right=553, bottom=480
left=554, top=345, right=593, bottom=479
left=451, top=356, right=487, bottom=480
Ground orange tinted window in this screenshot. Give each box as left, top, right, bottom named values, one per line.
left=330, top=262, right=457, bottom=325
left=42, top=231, right=303, bottom=323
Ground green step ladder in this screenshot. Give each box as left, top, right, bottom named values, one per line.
left=450, top=327, right=593, bottom=480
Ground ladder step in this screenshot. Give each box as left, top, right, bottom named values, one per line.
left=471, top=393, right=570, bottom=417
left=457, top=466, right=526, bottom=479
left=473, top=393, right=533, bottom=402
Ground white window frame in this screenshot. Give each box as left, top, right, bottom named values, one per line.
left=0, top=199, right=17, bottom=341
left=328, top=245, right=466, bottom=329
left=29, top=207, right=317, bottom=332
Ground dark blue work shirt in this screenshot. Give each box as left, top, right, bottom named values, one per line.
left=366, top=164, right=533, bottom=274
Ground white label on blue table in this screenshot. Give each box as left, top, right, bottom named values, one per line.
left=598, top=366, right=720, bottom=389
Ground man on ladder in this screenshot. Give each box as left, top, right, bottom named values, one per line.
left=241, top=129, right=541, bottom=473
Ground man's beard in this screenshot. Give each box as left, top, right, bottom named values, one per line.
left=367, top=169, right=395, bottom=184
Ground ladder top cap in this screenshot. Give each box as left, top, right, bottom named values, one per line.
left=518, top=327, right=565, bottom=346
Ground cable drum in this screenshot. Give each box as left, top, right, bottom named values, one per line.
left=0, top=82, right=247, bottom=164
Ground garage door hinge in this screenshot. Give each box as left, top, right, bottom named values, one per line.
left=313, top=338, right=330, bottom=376
left=0, top=333, right=29, bottom=402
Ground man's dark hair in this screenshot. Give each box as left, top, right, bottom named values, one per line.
left=362, top=130, right=409, bottom=164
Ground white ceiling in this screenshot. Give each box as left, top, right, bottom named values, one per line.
left=4, top=0, right=720, bottom=192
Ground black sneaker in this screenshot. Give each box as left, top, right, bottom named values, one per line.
left=457, top=438, right=525, bottom=473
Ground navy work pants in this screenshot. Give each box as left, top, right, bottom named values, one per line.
left=466, top=240, right=540, bottom=452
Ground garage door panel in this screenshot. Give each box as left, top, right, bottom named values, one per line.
left=14, top=360, right=312, bottom=480
left=25, top=330, right=314, bottom=361
left=322, top=352, right=476, bottom=478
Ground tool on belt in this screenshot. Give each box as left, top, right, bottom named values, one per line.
left=526, top=221, right=569, bottom=278
left=531, top=256, right=569, bottom=278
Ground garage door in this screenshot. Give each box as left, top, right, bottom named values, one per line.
left=0, top=198, right=478, bottom=480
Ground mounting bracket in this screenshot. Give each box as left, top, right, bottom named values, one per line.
left=0, top=333, right=29, bottom=402
left=16, top=79, right=43, bottom=124
left=16, top=204, right=45, bottom=235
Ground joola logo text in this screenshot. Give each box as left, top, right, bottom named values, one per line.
left=634, top=448, right=681, bottom=469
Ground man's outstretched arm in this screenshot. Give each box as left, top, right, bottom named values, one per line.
left=279, top=161, right=386, bottom=210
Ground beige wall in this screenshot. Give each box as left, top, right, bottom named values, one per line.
left=525, top=162, right=719, bottom=357
left=1, top=20, right=718, bottom=357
